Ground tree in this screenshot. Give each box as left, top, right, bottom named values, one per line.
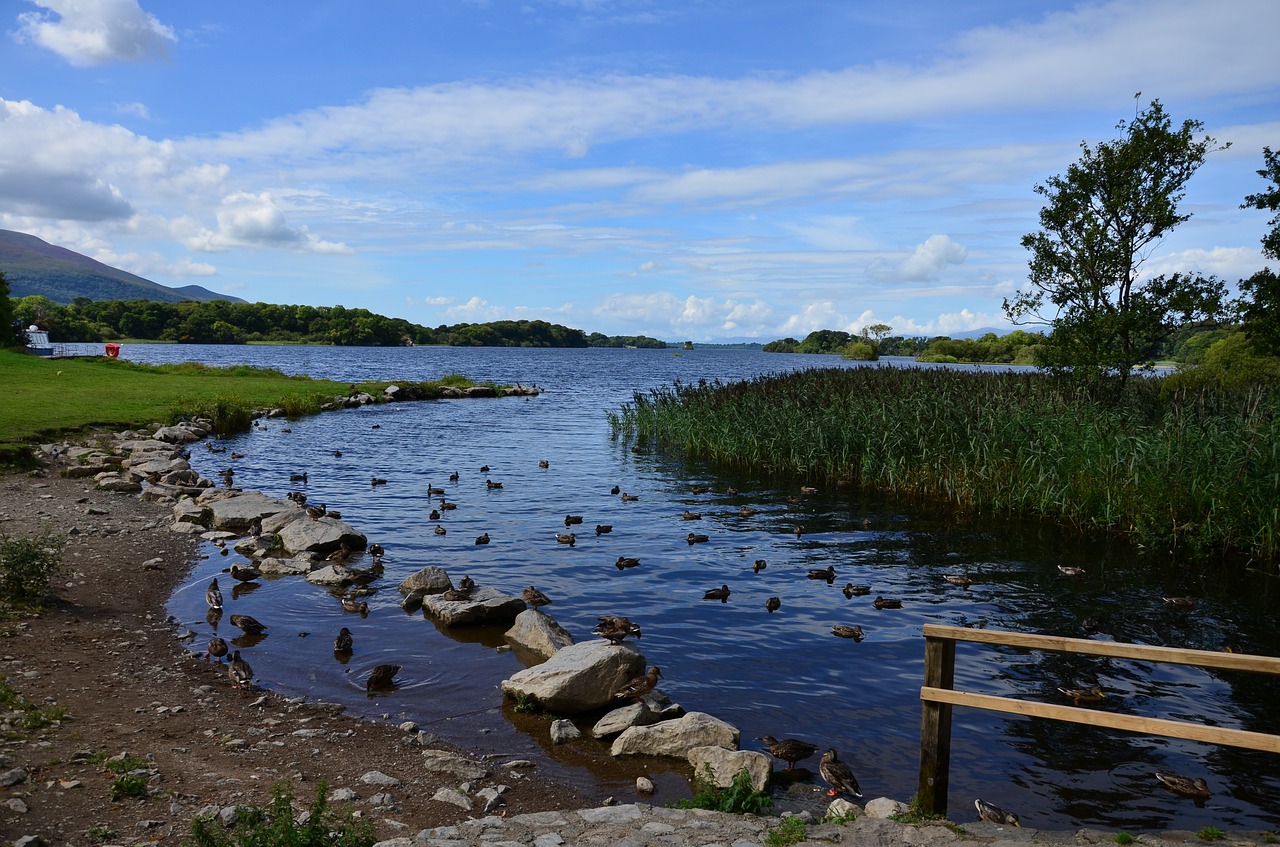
left=1004, top=98, right=1229, bottom=390
left=0, top=271, right=19, bottom=348
left=1238, top=147, right=1280, bottom=354
left=862, top=323, right=892, bottom=344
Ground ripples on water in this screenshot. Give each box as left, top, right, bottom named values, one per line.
left=122, top=344, right=1280, bottom=831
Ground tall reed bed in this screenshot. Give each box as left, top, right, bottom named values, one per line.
left=607, top=367, right=1280, bottom=566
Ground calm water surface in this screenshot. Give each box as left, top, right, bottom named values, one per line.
left=117, top=344, right=1280, bottom=831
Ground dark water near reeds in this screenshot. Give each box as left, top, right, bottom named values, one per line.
left=103, top=343, right=1280, bottom=832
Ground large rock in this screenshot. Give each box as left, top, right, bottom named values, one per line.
left=93, top=472, right=142, bottom=493
left=421, top=750, right=488, bottom=780
left=422, top=586, right=525, bottom=627
left=259, top=556, right=314, bottom=576
left=203, top=491, right=296, bottom=532
left=128, top=456, right=191, bottom=477
left=687, top=746, right=772, bottom=792
left=276, top=514, right=366, bottom=558
left=398, top=566, right=452, bottom=597
left=305, top=564, right=354, bottom=586
left=504, top=610, right=574, bottom=661
left=610, top=712, right=740, bottom=759
left=153, top=424, right=202, bottom=443
left=172, top=499, right=212, bottom=528
left=590, top=691, right=682, bottom=739
left=501, top=641, right=645, bottom=714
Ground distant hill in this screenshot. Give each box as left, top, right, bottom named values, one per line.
left=0, top=229, right=242, bottom=304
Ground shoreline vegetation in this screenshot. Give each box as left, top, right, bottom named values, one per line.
left=608, top=366, right=1280, bottom=569
left=0, top=349, right=515, bottom=465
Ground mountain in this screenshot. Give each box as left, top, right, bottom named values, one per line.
left=0, top=229, right=242, bottom=304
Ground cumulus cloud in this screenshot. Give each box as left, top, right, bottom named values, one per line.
left=595, top=291, right=773, bottom=336
left=182, top=192, right=352, bottom=254
left=17, top=0, right=176, bottom=66
left=897, top=235, right=968, bottom=281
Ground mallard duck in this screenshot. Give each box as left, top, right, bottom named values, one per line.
left=427, top=484, right=445, bottom=495
left=334, top=627, right=353, bottom=653
left=793, top=525, right=805, bottom=538
left=428, top=508, right=441, bottom=521
left=945, top=575, right=973, bottom=589
left=757, top=735, right=818, bottom=770
left=448, top=471, right=460, bottom=482
left=615, top=666, right=662, bottom=701
left=230, top=564, right=261, bottom=583
left=555, top=532, right=577, bottom=546
left=326, top=543, right=353, bottom=563
left=439, top=500, right=458, bottom=510
left=1155, top=772, right=1210, bottom=799
left=844, top=583, right=871, bottom=598
left=610, top=485, right=621, bottom=495
left=289, top=472, right=308, bottom=483
left=726, top=487, right=739, bottom=496
left=433, top=525, right=446, bottom=536
left=832, top=624, right=864, bottom=640
left=305, top=503, right=327, bottom=521
left=682, top=511, right=702, bottom=521
left=370, top=477, right=388, bottom=486
left=538, top=460, right=550, bottom=469
left=621, top=492, right=639, bottom=502
left=480, top=465, right=490, bottom=473
left=819, top=748, right=862, bottom=798
left=475, top=532, right=490, bottom=545
left=1080, top=617, right=1101, bottom=635
left=1163, top=596, right=1195, bottom=608
left=703, top=584, right=731, bottom=602
left=332, top=450, right=342, bottom=457
left=286, top=490, right=306, bottom=504
left=522, top=586, right=552, bottom=609
left=753, top=560, right=767, bottom=573
left=340, top=596, right=369, bottom=615
left=458, top=575, right=476, bottom=593
left=565, top=514, right=584, bottom=525
left=738, top=506, right=760, bottom=517
left=765, top=596, right=781, bottom=613
left=368, top=543, right=385, bottom=557
left=690, top=485, right=710, bottom=494
left=1058, top=565, right=1085, bottom=576
left=975, top=798, right=1020, bottom=826
left=801, top=485, right=818, bottom=495
left=205, top=578, right=223, bottom=610
left=366, top=663, right=400, bottom=691
left=615, top=556, right=640, bottom=570
left=1059, top=686, right=1105, bottom=705
left=596, top=524, right=613, bottom=535
left=229, top=614, right=267, bottom=634
left=593, top=616, right=641, bottom=644
left=442, top=587, right=472, bottom=601
left=228, top=650, right=254, bottom=688
left=807, top=565, right=836, bottom=582
left=486, top=479, right=504, bottom=490
left=204, top=636, right=229, bottom=662
left=873, top=596, right=903, bottom=609
left=686, top=532, right=709, bottom=545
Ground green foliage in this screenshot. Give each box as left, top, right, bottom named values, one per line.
left=889, top=796, right=948, bottom=825
left=1163, top=331, right=1280, bottom=394
left=0, top=270, right=19, bottom=349
left=825, top=807, right=859, bottom=825
left=184, top=781, right=376, bottom=847
left=87, top=824, right=118, bottom=844
left=1241, top=145, right=1280, bottom=262
left=766, top=815, right=807, bottom=847
left=1007, top=99, right=1230, bottom=391
left=919, top=331, right=1045, bottom=364
left=1239, top=269, right=1280, bottom=356
left=0, top=530, right=62, bottom=606
left=0, top=675, right=66, bottom=736
left=762, top=337, right=799, bottom=353
left=510, top=692, right=541, bottom=714
left=1198, top=827, right=1226, bottom=842
left=110, top=772, right=149, bottom=800
left=101, top=753, right=150, bottom=774
left=840, top=341, right=877, bottom=361
left=670, top=767, right=773, bottom=815
left=1114, top=833, right=1136, bottom=844
left=610, top=366, right=1280, bottom=566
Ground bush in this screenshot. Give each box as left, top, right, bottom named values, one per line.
left=670, top=767, right=773, bottom=815
left=184, top=781, right=375, bottom=847
left=0, top=530, right=62, bottom=606
left=840, top=341, right=877, bottom=361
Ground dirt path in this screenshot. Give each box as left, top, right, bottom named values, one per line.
left=0, top=460, right=586, bottom=847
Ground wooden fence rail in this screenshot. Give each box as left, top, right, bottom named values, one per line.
left=917, top=623, right=1280, bottom=815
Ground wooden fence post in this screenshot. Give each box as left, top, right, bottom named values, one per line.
left=918, top=633, right=955, bottom=815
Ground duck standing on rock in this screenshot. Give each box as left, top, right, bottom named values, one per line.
left=819, top=748, right=862, bottom=798
left=615, top=666, right=662, bottom=702
left=757, top=735, right=818, bottom=770
left=593, top=616, right=641, bottom=644
left=522, top=586, right=552, bottom=610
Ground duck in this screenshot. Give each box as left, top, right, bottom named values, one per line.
left=765, top=596, right=781, bottom=613
left=433, top=525, right=446, bottom=536
left=690, top=485, right=710, bottom=494
left=1058, top=565, right=1085, bottom=577
left=726, top=487, right=739, bottom=496
left=807, top=565, right=836, bottom=582
left=538, top=460, right=550, bottom=469
left=286, top=490, right=306, bottom=505
left=480, top=465, right=490, bottom=473
left=229, top=614, right=267, bottom=634
left=738, top=506, right=760, bottom=517
left=610, top=485, right=621, bottom=495
left=522, top=586, right=552, bottom=609
left=794, top=525, right=805, bottom=538
left=1163, top=596, right=1195, bottom=608
left=592, top=616, right=642, bottom=644
left=615, top=556, right=640, bottom=570
left=800, top=486, right=818, bottom=495
left=1080, top=617, right=1101, bottom=635
left=340, top=596, right=370, bottom=615
left=819, top=748, right=862, bottom=798
left=370, top=477, right=388, bottom=486
left=204, top=636, right=229, bottom=662
left=595, top=524, right=613, bottom=535
left=326, top=543, right=354, bottom=564
left=332, top=450, right=342, bottom=457
left=555, top=533, right=577, bottom=547
left=614, top=666, right=662, bottom=702
left=305, top=503, right=327, bottom=521
left=1058, top=686, right=1105, bottom=705
left=873, top=596, right=903, bottom=609
left=757, top=735, right=818, bottom=770
left=368, top=543, right=385, bottom=557
left=366, top=663, right=400, bottom=691
left=753, top=560, right=767, bottom=573
left=205, top=578, right=223, bottom=610
left=428, top=509, right=441, bottom=520
left=442, top=587, right=472, bottom=602
left=458, top=575, right=476, bottom=594
left=486, top=479, right=504, bottom=490
left=621, top=492, right=639, bottom=502
left=334, top=627, right=353, bottom=653
left=475, top=533, right=491, bottom=545
left=1154, top=772, right=1210, bottom=799
left=703, top=584, right=731, bottom=603
left=289, top=472, right=308, bottom=483
left=439, top=500, right=458, bottom=510
left=427, top=484, right=445, bottom=495
left=832, top=624, right=864, bottom=641
left=843, top=583, right=871, bottom=598
left=565, top=514, right=584, bottom=526
left=682, top=511, right=702, bottom=521
left=228, top=650, right=254, bottom=688
left=945, top=575, right=973, bottom=589
left=229, top=564, right=261, bottom=583
left=448, top=471, right=460, bottom=482
left=686, top=532, right=710, bottom=545
left=975, top=798, right=1020, bottom=826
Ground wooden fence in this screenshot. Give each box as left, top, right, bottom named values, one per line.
left=917, top=623, right=1280, bottom=814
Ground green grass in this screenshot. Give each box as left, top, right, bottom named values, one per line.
left=609, top=366, right=1280, bottom=567
left=184, top=781, right=375, bottom=847
left=0, top=675, right=66, bottom=736
left=669, top=767, right=773, bottom=815
left=1198, top=827, right=1226, bottom=842
left=110, top=772, right=149, bottom=800
left=766, top=815, right=807, bottom=847
left=1114, top=833, right=1136, bottom=844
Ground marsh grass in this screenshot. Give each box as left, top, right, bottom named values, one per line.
left=610, top=367, right=1280, bottom=566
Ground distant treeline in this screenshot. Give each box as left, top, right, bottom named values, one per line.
left=762, top=328, right=1047, bottom=363
left=9, top=295, right=667, bottom=349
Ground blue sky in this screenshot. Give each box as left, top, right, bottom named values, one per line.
left=1, top=0, right=1277, bottom=341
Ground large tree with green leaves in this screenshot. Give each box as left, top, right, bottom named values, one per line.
left=0, top=271, right=19, bottom=348
left=1238, top=146, right=1280, bottom=354
left=1004, top=98, right=1229, bottom=390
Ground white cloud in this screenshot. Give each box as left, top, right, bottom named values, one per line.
left=182, top=192, right=352, bottom=254
left=113, top=101, right=151, bottom=120
left=17, top=0, right=176, bottom=66
left=595, top=291, right=773, bottom=337
left=896, top=235, right=968, bottom=281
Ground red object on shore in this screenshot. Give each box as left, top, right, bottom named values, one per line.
left=104, top=343, right=121, bottom=358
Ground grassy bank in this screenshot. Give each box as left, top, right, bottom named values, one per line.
left=0, top=349, right=477, bottom=465
left=608, top=367, right=1280, bottom=567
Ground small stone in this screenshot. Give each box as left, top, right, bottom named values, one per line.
left=218, top=806, right=239, bottom=827
left=6, top=797, right=29, bottom=814
left=0, top=767, right=28, bottom=787
left=431, top=787, right=473, bottom=810
left=636, top=776, right=655, bottom=794
left=328, top=787, right=360, bottom=802
left=398, top=721, right=418, bottom=733
left=360, top=770, right=401, bottom=786
left=550, top=719, right=581, bottom=744
left=58, top=779, right=82, bottom=789
left=13, top=836, right=45, bottom=847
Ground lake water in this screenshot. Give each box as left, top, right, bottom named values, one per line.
left=107, top=343, right=1280, bottom=831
